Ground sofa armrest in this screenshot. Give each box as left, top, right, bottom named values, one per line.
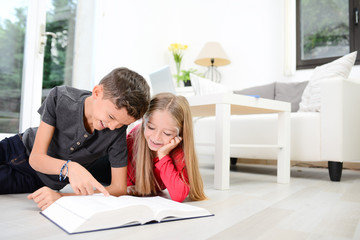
left=321, top=78, right=360, bottom=161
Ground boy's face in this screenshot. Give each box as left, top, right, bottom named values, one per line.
left=91, top=85, right=136, bottom=131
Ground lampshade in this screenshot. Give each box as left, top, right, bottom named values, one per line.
left=194, top=42, right=231, bottom=67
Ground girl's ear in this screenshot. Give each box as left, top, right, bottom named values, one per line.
left=92, top=85, right=104, bottom=99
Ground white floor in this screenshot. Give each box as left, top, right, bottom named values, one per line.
left=1, top=163, right=360, bottom=240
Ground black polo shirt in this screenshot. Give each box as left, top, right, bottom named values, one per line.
left=22, top=86, right=128, bottom=190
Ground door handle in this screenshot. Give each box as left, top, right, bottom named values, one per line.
left=355, top=8, right=359, bottom=25
left=39, top=24, right=57, bottom=54
left=45, top=32, right=57, bottom=38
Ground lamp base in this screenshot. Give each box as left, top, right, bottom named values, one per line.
left=204, top=66, right=221, bottom=83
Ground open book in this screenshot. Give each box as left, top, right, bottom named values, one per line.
left=41, top=195, right=213, bottom=234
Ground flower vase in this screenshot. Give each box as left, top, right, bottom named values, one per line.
left=175, top=61, right=181, bottom=87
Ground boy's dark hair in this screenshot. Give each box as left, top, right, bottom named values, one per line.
left=99, top=67, right=150, bottom=120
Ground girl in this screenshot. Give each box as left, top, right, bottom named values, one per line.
left=126, top=92, right=207, bottom=202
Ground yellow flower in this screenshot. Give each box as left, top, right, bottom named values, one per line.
left=168, top=43, right=188, bottom=52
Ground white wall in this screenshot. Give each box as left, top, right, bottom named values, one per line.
left=88, top=0, right=359, bottom=90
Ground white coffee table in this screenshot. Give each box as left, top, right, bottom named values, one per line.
left=186, top=93, right=291, bottom=190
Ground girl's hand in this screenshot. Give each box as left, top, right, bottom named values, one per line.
left=27, top=186, right=61, bottom=210
left=67, top=161, right=109, bottom=196
left=157, top=136, right=182, bottom=160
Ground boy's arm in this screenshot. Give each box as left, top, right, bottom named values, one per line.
left=101, top=166, right=128, bottom=196
left=28, top=166, right=127, bottom=210
left=29, top=120, right=109, bottom=196
left=29, top=120, right=64, bottom=174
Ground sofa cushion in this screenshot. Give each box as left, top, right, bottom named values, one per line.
left=275, top=81, right=308, bottom=112
left=299, top=51, right=357, bottom=112
left=233, top=82, right=275, bottom=99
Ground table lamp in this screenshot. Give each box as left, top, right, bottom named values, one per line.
left=194, top=42, right=230, bottom=83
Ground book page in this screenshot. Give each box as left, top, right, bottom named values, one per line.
left=42, top=195, right=154, bottom=233
left=114, top=196, right=211, bottom=222
left=50, top=194, right=135, bottom=219
left=76, top=204, right=153, bottom=232
left=142, top=197, right=211, bottom=221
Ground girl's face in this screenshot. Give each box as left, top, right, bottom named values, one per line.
left=144, top=110, right=179, bottom=151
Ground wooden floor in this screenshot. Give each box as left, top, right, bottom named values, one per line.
left=1, top=163, right=360, bottom=240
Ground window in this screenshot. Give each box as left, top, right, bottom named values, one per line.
left=296, top=0, right=360, bottom=69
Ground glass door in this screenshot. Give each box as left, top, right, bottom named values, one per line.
left=0, top=0, right=31, bottom=136
left=0, top=0, right=77, bottom=139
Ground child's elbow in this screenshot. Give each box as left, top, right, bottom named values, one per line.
left=116, top=188, right=127, bottom=197
left=169, top=188, right=189, bottom=202
left=108, top=185, right=127, bottom=197
left=28, top=153, right=42, bottom=171
left=28, top=154, right=37, bottom=169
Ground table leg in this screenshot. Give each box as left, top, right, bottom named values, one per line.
left=277, top=111, right=291, bottom=183
left=214, top=103, right=231, bottom=190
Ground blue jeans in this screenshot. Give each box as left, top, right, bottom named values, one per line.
left=0, top=134, right=44, bottom=194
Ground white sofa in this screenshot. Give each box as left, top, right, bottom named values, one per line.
left=193, top=78, right=360, bottom=181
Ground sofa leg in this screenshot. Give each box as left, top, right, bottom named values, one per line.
left=230, top=157, right=237, bottom=165
left=328, top=161, right=343, bottom=182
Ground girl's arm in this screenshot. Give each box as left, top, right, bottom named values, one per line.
left=29, top=120, right=109, bottom=196
left=155, top=155, right=190, bottom=202
left=155, top=136, right=189, bottom=202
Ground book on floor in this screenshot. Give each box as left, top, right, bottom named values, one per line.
left=40, top=194, right=213, bottom=234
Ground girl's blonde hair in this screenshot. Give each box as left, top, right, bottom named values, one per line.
left=131, top=92, right=207, bottom=201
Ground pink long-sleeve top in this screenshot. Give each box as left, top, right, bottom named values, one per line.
left=126, top=124, right=190, bottom=202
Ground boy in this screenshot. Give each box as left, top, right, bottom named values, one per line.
left=0, top=67, right=150, bottom=210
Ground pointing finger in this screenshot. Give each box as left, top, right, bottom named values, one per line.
left=93, top=181, right=109, bottom=196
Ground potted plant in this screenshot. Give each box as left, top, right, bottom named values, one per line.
left=176, top=68, right=200, bottom=86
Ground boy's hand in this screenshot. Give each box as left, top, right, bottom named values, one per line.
left=157, top=136, right=182, bottom=160
left=27, top=186, right=61, bottom=210
left=67, top=161, right=109, bottom=196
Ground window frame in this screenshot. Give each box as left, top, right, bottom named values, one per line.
left=296, top=0, right=360, bottom=70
